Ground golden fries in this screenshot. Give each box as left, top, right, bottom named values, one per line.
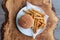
left=23, top=9, right=46, bottom=33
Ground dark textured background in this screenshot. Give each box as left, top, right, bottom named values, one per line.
left=0, top=0, right=60, bottom=40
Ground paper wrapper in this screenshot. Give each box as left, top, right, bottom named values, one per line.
left=25, top=2, right=49, bottom=39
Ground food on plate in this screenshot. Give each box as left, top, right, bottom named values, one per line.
left=19, top=14, right=34, bottom=29
left=23, top=9, right=46, bottom=33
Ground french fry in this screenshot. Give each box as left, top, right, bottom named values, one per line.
left=23, top=10, right=32, bottom=15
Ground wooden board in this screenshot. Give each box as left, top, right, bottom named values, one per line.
left=2, top=0, right=59, bottom=40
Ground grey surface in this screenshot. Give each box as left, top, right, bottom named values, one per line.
left=0, top=0, right=60, bottom=40
left=52, top=0, right=60, bottom=40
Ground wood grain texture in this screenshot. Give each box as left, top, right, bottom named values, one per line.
left=2, top=0, right=59, bottom=40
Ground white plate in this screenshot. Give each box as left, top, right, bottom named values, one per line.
left=16, top=5, right=48, bottom=38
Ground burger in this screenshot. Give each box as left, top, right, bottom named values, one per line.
left=19, top=14, right=34, bottom=29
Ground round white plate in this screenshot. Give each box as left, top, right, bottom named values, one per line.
left=16, top=6, right=48, bottom=38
